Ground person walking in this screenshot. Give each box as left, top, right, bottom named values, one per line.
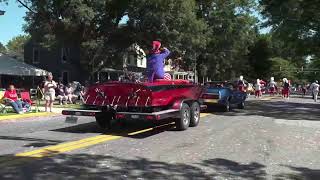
left=310, top=80, right=320, bottom=102
left=43, top=73, right=57, bottom=112
left=282, top=78, right=290, bottom=99
left=268, top=77, right=277, bottom=96
left=254, top=79, right=262, bottom=98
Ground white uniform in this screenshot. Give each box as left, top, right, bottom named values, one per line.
left=311, top=82, right=320, bottom=102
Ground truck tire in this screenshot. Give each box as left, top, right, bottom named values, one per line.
left=95, top=113, right=113, bottom=131
left=189, top=102, right=200, bottom=127
left=176, top=103, right=191, bottom=131
left=223, top=101, right=230, bottom=112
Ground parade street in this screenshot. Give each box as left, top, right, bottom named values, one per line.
left=0, top=97, right=319, bottom=180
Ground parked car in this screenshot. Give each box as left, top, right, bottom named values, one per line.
left=202, top=81, right=247, bottom=112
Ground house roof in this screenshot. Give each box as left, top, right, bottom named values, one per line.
left=0, top=53, right=48, bottom=76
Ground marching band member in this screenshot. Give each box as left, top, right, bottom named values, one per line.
left=237, top=75, right=246, bottom=92
left=268, top=77, right=277, bottom=96
left=282, top=78, right=290, bottom=99
left=255, top=79, right=262, bottom=98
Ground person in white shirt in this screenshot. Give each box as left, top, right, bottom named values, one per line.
left=310, top=80, right=320, bottom=102
left=43, top=73, right=57, bottom=112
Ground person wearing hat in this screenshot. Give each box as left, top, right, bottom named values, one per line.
left=254, top=79, right=262, bottom=98
left=310, top=80, right=319, bottom=102
left=43, top=73, right=57, bottom=112
left=282, top=78, right=290, bottom=99
left=268, top=77, right=277, bottom=96
left=146, top=40, right=170, bottom=82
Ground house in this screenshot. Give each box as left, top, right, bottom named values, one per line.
left=24, top=41, right=147, bottom=84
left=96, top=43, right=147, bottom=82
left=24, top=40, right=88, bottom=85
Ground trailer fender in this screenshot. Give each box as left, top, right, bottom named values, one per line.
left=172, top=98, right=198, bottom=110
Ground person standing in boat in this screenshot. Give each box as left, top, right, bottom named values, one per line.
left=147, top=40, right=171, bottom=82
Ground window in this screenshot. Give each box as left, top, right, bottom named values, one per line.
left=33, top=48, right=40, bottom=64
left=61, top=47, right=71, bottom=63
left=62, top=71, right=69, bottom=85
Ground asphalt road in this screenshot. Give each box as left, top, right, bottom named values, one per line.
left=0, top=97, right=319, bottom=180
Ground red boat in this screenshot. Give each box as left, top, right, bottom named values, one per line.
left=63, top=79, right=205, bottom=131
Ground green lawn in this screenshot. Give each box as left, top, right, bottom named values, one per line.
left=0, top=109, right=43, bottom=116
left=34, top=100, right=82, bottom=109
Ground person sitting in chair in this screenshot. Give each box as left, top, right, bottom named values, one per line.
left=2, top=85, right=24, bottom=114
left=147, top=40, right=171, bottom=82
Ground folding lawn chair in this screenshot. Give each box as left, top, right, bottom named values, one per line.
left=0, top=90, right=10, bottom=113
left=20, top=91, right=36, bottom=112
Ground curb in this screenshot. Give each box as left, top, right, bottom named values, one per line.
left=0, top=112, right=59, bottom=122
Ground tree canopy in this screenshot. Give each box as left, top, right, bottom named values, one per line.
left=1, top=0, right=319, bottom=82
left=5, top=34, right=30, bottom=59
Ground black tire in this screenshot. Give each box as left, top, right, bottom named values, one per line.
left=175, top=103, right=191, bottom=131
left=190, top=102, right=200, bottom=127
left=95, top=113, right=113, bottom=131
left=223, top=101, right=230, bottom=112
left=238, top=101, right=245, bottom=109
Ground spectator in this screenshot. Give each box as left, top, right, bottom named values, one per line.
left=2, top=85, right=23, bottom=114
left=56, top=81, right=66, bottom=105
left=44, top=73, right=57, bottom=112
left=65, top=83, right=77, bottom=104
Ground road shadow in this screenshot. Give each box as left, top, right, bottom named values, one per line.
left=217, top=100, right=320, bottom=121
left=0, top=154, right=269, bottom=180
left=273, top=165, right=320, bottom=180
left=51, top=120, right=176, bottom=139
left=0, top=136, right=63, bottom=148
left=1, top=153, right=318, bottom=180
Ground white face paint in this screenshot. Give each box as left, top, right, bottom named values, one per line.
left=240, top=76, right=243, bottom=81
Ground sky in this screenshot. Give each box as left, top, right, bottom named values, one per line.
left=0, top=2, right=270, bottom=46
left=0, top=1, right=27, bottom=45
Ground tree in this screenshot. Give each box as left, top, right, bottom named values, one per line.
left=19, top=0, right=130, bottom=78
left=260, top=0, right=320, bottom=58
left=6, top=35, right=30, bottom=58
left=248, top=35, right=272, bottom=78
left=0, top=42, right=6, bottom=53
left=127, top=0, right=208, bottom=63
left=196, top=0, right=259, bottom=80
left=269, top=57, right=297, bottom=82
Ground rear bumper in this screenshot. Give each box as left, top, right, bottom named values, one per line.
left=62, top=109, right=102, bottom=116
left=116, top=109, right=180, bottom=120
left=62, top=109, right=180, bottom=121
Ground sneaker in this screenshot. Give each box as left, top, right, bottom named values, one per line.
left=18, top=111, right=24, bottom=114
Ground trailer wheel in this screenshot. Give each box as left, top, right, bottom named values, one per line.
left=95, top=113, right=113, bottom=131
left=223, top=101, right=230, bottom=112
left=176, top=103, right=191, bottom=131
left=189, top=102, right=200, bottom=127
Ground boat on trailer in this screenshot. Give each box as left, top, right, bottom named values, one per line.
left=62, top=79, right=205, bottom=131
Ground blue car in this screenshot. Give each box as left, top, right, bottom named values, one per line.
left=202, top=81, right=247, bottom=112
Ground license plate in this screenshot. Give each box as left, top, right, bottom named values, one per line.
left=204, top=99, right=218, bottom=103
left=131, top=115, right=139, bottom=119
left=65, top=116, right=78, bottom=123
